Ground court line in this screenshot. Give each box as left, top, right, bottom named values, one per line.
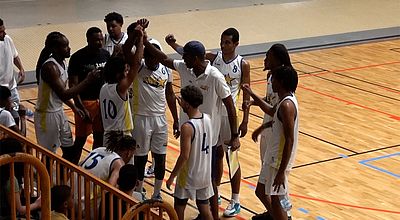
left=297, top=85, right=400, bottom=121
left=239, top=178, right=400, bottom=215
left=359, top=152, right=400, bottom=178
left=298, top=60, right=400, bottom=94
left=248, top=111, right=358, bottom=153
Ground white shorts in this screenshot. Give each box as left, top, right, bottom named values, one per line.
left=132, top=115, right=168, bottom=156
left=258, top=164, right=290, bottom=196
left=259, top=127, right=272, bottom=164
left=34, top=110, right=73, bottom=152
left=217, top=116, right=231, bottom=147
left=10, top=87, right=20, bottom=104
left=174, top=184, right=214, bottom=201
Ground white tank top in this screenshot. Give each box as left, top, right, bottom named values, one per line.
left=268, top=94, right=299, bottom=170
left=80, top=147, right=121, bottom=181
left=262, top=74, right=279, bottom=130
left=177, top=113, right=213, bottom=189
left=131, top=60, right=172, bottom=116
left=103, top=32, right=128, bottom=55
left=100, top=83, right=133, bottom=134
left=212, top=52, right=243, bottom=115
left=35, top=57, right=68, bottom=113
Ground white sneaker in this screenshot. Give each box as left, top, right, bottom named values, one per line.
left=144, top=166, right=155, bottom=178
left=223, top=200, right=241, bottom=217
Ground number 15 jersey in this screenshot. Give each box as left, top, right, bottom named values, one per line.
left=80, top=147, right=121, bottom=181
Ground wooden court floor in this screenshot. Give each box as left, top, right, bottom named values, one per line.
left=18, top=39, right=400, bottom=220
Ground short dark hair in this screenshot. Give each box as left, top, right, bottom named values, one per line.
left=272, top=66, right=298, bottom=92
left=0, top=86, right=11, bottom=101
left=181, top=85, right=203, bottom=108
left=86, top=27, right=102, bottom=39
left=51, top=185, right=71, bottom=211
left=103, top=56, right=126, bottom=83
left=104, top=12, right=123, bottom=25
left=222, top=28, right=239, bottom=43
left=0, top=18, right=3, bottom=26
left=105, top=131, right=136, bottom=152
left=144, top=43, right=161, bottom=58
left=126, top=22, right=138, bottom=34
left=117, top=164, right=137, bottom=191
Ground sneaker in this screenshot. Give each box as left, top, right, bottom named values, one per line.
left=252, top=211, right=273, bottom=220
left=218, top=195, right=222, bottom=205
left=140, top=191, right=148, bottom=201
left=144, top=166, right=155, bottom=178
left=151, top=193, right=163, bottom=201
left=223, top=200, right=241, bottom=217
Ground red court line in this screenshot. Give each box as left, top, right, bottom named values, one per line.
left=251, top=79, right=400, bottom=121
left=241, top=179, right=400, bottom=214
left=298, top=85, right=400, bottom=121
left=329, top=61, right=400, bottom=73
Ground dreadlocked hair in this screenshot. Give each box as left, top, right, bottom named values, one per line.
left=35, top=32, right=65, bottom=84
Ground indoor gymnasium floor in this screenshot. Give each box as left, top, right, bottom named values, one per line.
left=1, top=0, right=399, bottom=219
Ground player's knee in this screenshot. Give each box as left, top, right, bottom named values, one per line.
left=255, top=183, right=264, bottom=198
left=153, top=153, right=166, bottom=179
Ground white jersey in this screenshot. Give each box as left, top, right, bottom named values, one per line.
left=0, top=35, right=18, bottom=90
left=212, top=52, right=243, bottom=116
left=103, top=32, right=128, bottom=55
left=80, top=147, right=121, bottom=181
left=262, top=74, right=279, bottom=131
left=131, top=60, right=172, bottom=116
left=100, top=83, right=133, bottom=134
left=177, top=113, right=213, bottom=189
left=0, top=108, right=16, bottom=128
left=36, top=57, right=68, bottom=113
left=173, top=60, right=231, bottom=146
left=267, top=94, right=299, bottom=170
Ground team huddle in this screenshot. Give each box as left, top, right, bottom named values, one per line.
left=1, top=11, right=299, bottom=220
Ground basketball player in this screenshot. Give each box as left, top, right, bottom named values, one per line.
left=80, top=131, right=136, bottom=186
left=166, top=85, right=213, bottom=220
left=103, top=12, right=128, bottom=56
left=243, top=44, right=292, bottom=220
left=132, top=38, right=179, bottom=200
left=242, top=65, right=299, bottom=220
left=166, top=28, right=249, bottom=217
left=34, top=32, right=99, bottom=162
left=146, top=37, right=239, bottom=219
left=100, top=21, right=144, bottom=145
left=68, top=27, right=110, bottom=163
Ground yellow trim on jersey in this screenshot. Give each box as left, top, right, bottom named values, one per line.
left=275, top=134, right=286, bottom=168
left=39, top=83, right=51, bottom=131
left=123, top=101, right=133, bottom=131
left=177, top=163, right=189, bottom=188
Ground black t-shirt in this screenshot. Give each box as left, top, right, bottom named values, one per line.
left=68, top=46, right=110, bottom=100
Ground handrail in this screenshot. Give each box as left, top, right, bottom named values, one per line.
left=0, top=124, right=169, bottom=219
left=0, top=153, right=50, bottom=220
left=122, top=199, right=178, bottom=220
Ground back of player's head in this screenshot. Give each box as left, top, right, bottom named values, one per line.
left=272, top=66, right=298, bottom=92
left=51, top=185, right=71, bottom=211
left=269, top=43, right=292, bottom=67
left=105, top=130, right=136, bottom=152
left=117, top=164, right=137, bottom=191
left=104, top=12, right=124, bottom=25
left=0, top=86, right=11, bottom=101
left=103, top=56, right=126, bottom=83
left=126, top=22, right=138, bottom=34
left=86, top=26, right=102, bottom=39
left=222, top=28, right=239, bottom=43
left=0, top=18, right=3, bottom=26
left=35, top=31, right=67, bottom=83
left=181, top=85, right=203, bottom=108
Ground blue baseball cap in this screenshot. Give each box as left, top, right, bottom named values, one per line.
left=183, top=40, right=205, bottom=56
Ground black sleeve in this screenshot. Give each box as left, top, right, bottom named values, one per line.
left=68, top=53, right=80, bottom=77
